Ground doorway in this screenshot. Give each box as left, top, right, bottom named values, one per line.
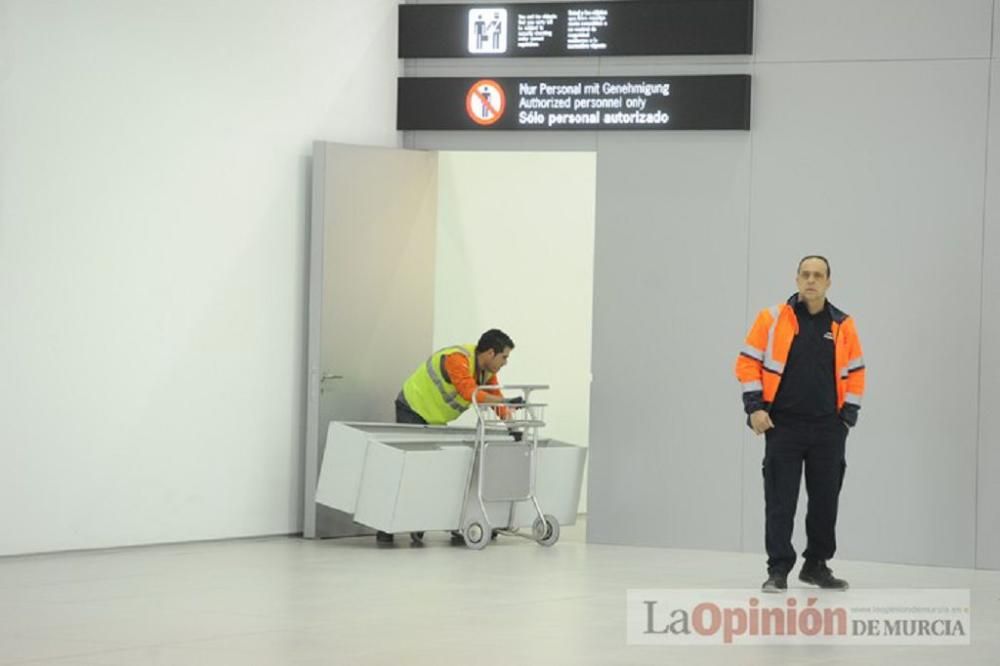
left=305, top=144, right=595, bottom=537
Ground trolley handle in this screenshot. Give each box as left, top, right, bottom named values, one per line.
left=471, top=384, right=549, bottom=432
left=487, top=384, right=549, bottom=391
left=470, top=384, right=549, bottom=408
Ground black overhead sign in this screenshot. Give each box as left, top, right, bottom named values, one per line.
left=398, top=1, right=754, bottom=58
left=397, top=75, right=751, bottom=131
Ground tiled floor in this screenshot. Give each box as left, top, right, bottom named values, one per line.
left=1, top=520, right=997, bottom=665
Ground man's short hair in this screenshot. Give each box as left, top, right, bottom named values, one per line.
left=477, top=329, right=514, bottom=354
left=798, top=255, right=831, bottom=278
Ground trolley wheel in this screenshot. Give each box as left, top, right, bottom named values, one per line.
left=463, top=521, right=490, bottom=550
left=532, top=514, right=560, bottom=547
left=409, top=531, right=425, bottom=545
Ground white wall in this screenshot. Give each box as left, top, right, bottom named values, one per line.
left=0, top=0, right=400, bottom=556
left=432, top=151, right=595, bottom=509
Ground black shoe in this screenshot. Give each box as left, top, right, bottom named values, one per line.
left=761, top=572, right=788, bottom=593
left=375, top=530, right=394, bottom=544
left=799, top=561, right=849, bottom=590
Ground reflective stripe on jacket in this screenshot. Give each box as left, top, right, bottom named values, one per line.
left=401, top=344, right=496, bottom=425
left=735, top=294, right=866, bottom=426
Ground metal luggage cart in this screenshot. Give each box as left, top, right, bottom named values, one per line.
left=457, top=384, right=560, bottom=550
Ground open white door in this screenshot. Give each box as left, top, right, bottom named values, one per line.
left=304, top=142, right=437, bottom=538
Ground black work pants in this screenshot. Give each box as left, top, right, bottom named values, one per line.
left=763, top=418, right=847, bottom=575
left=394, top=395, right=428, bottom=425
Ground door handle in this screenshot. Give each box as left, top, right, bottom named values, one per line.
left=321, top=374, right=344, bottom=382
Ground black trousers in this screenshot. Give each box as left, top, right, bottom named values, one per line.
left=394, top=395, right=428, bottom=425
left=763, top=417, right=847, bottom=575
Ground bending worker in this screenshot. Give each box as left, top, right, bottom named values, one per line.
left=394, top=328, right=514, bottom=426
left=375, top=329, right=515, bottom=544
left=735, top=256, right=865, bottom=593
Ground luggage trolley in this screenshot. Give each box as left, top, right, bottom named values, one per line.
left=457, top=384, right=560, bottom=550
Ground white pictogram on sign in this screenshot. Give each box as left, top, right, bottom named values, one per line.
left=468, top=8, right=507, bottom=54
left=465, top=80, right=506, bottom=126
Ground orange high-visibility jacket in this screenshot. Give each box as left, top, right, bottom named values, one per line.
left=735, top=294, right=866, bottom=426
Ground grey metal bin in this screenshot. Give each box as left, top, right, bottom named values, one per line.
left=315, top=421, right=586, bottom=542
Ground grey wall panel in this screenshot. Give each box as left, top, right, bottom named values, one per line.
left=404, top=0, right=1000, bottom=569
left=596, top=61, right=752, bottom=78
left=995, top=0, right=1000, bottom=60
left=587, top=132, right=751, bottom=550
left=407, top=59, right=600, bottom=77
left=741, top=60, right=989, bottom=567
left=407, top=132, right=598, bottom=152
left=977, top=64, right=1000, bottom=571
left=756, top=0, right=992, bottom=62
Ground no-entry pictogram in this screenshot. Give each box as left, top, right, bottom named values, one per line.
left=466, top=80, right=506, bottom=126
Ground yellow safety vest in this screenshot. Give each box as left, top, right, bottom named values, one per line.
left=401, top=344, right=493, bottom=425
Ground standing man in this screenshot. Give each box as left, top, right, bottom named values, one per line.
left=375, top=329, right=514, bottom=544
left=735, top=256, right=865, bottom=592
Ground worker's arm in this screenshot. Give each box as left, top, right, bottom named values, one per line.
left=443, top=354, right=505, bottom=404
left=482, top=372, right=511, bottom=419
left=735, top=308, right=774, bottom=435
left=840, top=317, right=865, bottom=428
left=443, top=354, right=510, bottom=418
